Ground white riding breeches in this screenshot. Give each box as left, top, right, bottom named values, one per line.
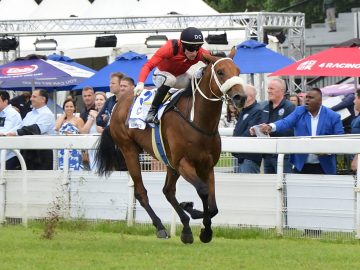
left=152, top=69, right=191, bottom=89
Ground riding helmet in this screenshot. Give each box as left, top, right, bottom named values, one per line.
left=180, top=27, right=204, bottom=45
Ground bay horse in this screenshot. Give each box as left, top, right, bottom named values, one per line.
left=95, top=50, right=246, bottom=244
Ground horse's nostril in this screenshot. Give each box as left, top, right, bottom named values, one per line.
left=232, top=94, right=241, bottom=102
left=232, top=94, right=246, bottom=109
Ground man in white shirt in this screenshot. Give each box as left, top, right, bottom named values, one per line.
left=6, top=89, right=55, bottom=170
left=0, top=91, right=22, bottom=169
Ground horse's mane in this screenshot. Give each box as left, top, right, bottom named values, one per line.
left=182, top=80, right=193, bottom=97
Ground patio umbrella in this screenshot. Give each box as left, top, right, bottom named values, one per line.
left=233, top=39, right=294, bottom=74
left=47, top=53, right=96, bottom=73
left=0, top=54, right=95, bottom=90
left=233, top=39, right=294, bottom=99
left=270, top=38, right=360, bottom=77
left=73, top=51, right=154, bottom=91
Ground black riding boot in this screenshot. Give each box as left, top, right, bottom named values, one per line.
left=145, top=85, right=170, bottom=125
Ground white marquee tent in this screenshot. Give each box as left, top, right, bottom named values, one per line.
left=80, top=0, right=218, bottom=17
left=1, top=0, right=245, bottom=63
left=0, top=0, right=38, bottom=19
left=28, top=0, right=91, bottom=19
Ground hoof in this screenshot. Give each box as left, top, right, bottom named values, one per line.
left=180, top=201, right=194, bottom=211
left=181, top=231, right=194, bottom=244
left=199, top=228, right=213, bottom=243
left=157, top=229, right=170, bottom=239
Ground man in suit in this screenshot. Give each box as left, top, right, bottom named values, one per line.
left=257, top=88, right=344, bottom=174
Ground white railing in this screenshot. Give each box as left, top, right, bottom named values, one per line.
left=0, top=133, right=359, bottom=236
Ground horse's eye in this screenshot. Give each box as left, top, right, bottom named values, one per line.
left=216, top=70, right=224, bottom=76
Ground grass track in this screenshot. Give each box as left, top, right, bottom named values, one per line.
left=1, top=225, right=360, bottom=270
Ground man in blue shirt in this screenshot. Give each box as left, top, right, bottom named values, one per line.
left=0, top=91, right=22, bottom=169
left=96, top=72, right=125, bottom=127
left=96, top=75, right=135, bottom=172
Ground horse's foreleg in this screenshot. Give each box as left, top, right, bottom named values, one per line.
left=177, top=158, right=217, bottom=243
left=177, top=159, right=207, bottom=219
left=199, top=169, right=218, bottom=243
left=162, top=168, right=193, bottom=244
left=124, top=147, right=169, bottom=239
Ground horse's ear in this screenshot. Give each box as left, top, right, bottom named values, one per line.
left=202, top=53, right=217, bottom=64
left=228, top=46, right=236, bottom=59
left=210, top=50, right=226, bottom=57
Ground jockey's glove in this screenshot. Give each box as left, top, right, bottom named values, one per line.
left=134, top=82, right=144, bottom=96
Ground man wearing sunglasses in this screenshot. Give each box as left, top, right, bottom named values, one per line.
left=134, top=27, right=209, bottom=125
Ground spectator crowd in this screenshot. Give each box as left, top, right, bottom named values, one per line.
left=0, top=72, right=359, bottom=175
left=2, top=26, right=357, bottom=175
left=0, top=72, right=135, bottom=171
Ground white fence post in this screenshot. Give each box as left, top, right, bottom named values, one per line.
left=276, top=154, right=285, bottom=235
left=11, top=150, right=28, bottom=227
left=62, top=149, right=70, bottom=218
left=356, top=156, right=360, bottom=239
left=127, top=173, right=135, bottom=226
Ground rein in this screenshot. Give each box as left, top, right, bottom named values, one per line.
left=190, top=57, right=244, bottom=121
left=173, top=57, right=243, bottom=136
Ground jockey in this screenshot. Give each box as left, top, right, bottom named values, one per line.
left=134, top=27, right=209, bottom=125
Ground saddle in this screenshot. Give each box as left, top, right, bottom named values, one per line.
left=129, top=87, right=191, bottom=130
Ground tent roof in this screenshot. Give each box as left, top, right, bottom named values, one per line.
left=80, top=0, right=218, bottom=17
left=0, top=0, right=217, bottom=20
left=0, top=0, right=38, bottom=19
left=28, top=0, right=91, bottom=19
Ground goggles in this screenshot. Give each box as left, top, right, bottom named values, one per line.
left=183, top=44, right=201, bottom=52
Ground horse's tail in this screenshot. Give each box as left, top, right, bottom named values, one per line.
left=95, top=126, right=127, bottom=177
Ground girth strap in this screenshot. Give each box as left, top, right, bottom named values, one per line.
left=151, top=122, right=175, bottom=169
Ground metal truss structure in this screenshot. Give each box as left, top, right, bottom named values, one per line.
left=0, top=12, right=305, bottom=93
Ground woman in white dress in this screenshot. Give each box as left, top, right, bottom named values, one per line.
left=55, top=98, right=84, bottom=170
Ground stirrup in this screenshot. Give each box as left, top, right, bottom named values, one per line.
left=145, top=112, right=159, bottom=125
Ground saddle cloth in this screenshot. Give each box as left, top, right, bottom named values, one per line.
left=129, top=88, right=182, bottom=130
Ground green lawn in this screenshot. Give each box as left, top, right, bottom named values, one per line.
left=1, top=225, right=360, bottom=270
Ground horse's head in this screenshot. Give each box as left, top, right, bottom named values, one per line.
left=202, top=49, right=246, bottom=110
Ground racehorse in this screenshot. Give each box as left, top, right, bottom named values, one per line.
left=95, top=49, right=246, bottom=244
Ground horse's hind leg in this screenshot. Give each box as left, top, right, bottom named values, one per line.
left=162, top=167, right=193, bottom=244
left=124, top=146, right=169, bottom=239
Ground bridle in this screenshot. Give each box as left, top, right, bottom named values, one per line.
left=190, top=57, right=244, bottom=121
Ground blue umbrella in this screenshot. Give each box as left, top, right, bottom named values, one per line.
left=73, top=51, right=154, bottom=91
left=233, top=39, right=294, bottom=74
left=47, top=53, right=96, bottom=73
left=0, top=54, right=95, bottom=90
